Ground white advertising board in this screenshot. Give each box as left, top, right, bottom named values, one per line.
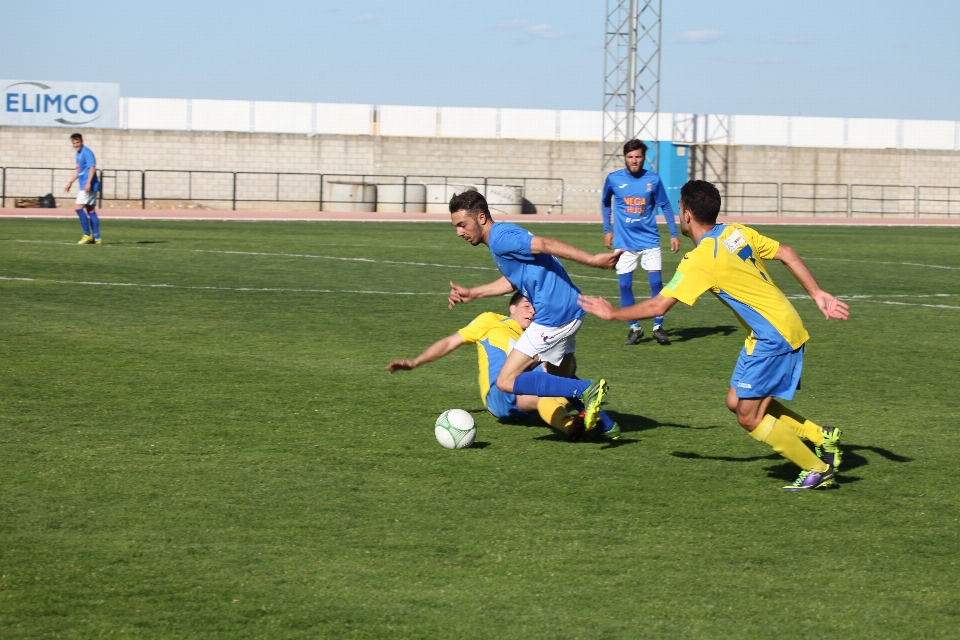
left=1, top=79, right=119, bottom=128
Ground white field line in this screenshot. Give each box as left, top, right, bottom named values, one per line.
left=0, top=276, right=444, bottom=296
left=3, top=240, right=618, bottom=282
left=8, top=238, right=960, bottom=274
left=807, top=257, right=960, bottom=270
left=2, top=276, right=958, bottom=308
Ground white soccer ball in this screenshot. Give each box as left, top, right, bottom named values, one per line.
left=435, top=409, right=477, bottom=449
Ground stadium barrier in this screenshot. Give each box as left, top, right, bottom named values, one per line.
left=0, top=167, right=564, bottom=214
left=3, top=167, right=960, bottom=217
left=110, top=98, right=960, bottom=150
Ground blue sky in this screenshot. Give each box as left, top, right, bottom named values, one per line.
left=3, top=0, right=958, bottom=120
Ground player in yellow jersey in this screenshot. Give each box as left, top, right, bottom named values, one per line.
left=387, top=292, right=620, bottom=440
left=579, top=180, right=849, bottom=490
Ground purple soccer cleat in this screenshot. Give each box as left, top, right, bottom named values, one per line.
left=783, top=465, right=837, bottom=491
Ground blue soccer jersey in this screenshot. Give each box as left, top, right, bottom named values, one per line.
left=76, top=146, right=100, bottom=192
left=487, top=222, right=585, bottom=327
left=601, top=168, right=677, bottom=251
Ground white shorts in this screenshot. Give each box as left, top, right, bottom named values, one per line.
left=513, top=317, right=582, bottom=366
left=76, top=191, right=97, bottom=206
left=616, top=248, right=662, bottom=274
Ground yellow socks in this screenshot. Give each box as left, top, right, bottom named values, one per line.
left=537, top=397, right=575, bottom=434
left=767, top=400, right=823, bottom=446
left=750, top=415, right=828, bottom=473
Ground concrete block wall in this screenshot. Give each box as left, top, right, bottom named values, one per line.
left=2, top=126, right=959, bottom=214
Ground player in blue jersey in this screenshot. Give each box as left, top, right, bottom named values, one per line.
left=64, top=133, right=102, bottom=245
left=387, top=292, right=619, bottom=440
left=602, top=139, right=680, bottom=345
left=447, top=190, right=621, bottom=435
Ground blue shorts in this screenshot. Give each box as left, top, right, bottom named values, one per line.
left=485, top=386, right=533, bottom=422
left=730, top=345, right=804, bottom=400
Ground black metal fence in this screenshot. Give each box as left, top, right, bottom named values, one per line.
left=3, top=167, right=960, bottom=216
left=0, top=167, right=564, bottom=214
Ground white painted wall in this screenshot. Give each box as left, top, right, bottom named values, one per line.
left=115, top=97, right=960, bottom=151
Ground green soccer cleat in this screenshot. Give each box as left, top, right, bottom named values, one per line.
left=579, top=379, right=609, bottom=431
left=78, top=235, right=93, bottom=244
left=602, top=422, right=621, bottom=440
left=815, top=425, right=842, bottom=471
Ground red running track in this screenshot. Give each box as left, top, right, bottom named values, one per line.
left=2, top=208, right=960, bottom=226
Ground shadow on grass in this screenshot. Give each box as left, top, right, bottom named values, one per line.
left=607, top=411, right=720, bottom=434
left=136, top=240, right=168, bottom=244
left=470, top=442, right=492, bottom=449
left=667, top=325, right=739, bottom=343
left=672, top=442, right=911, bottom=485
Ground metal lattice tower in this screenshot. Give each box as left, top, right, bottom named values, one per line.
left=602, top=0, right=662, bottom=174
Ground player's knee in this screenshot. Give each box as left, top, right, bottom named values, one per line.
left=495, top=373, right=515, bottom=393
left=725, top=388, right=738, bottom=412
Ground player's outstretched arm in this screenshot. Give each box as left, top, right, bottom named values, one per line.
left=531, top=236, right=623, bottom=270
left=578, top=293, right=677, bottom=321
left=448, top=277, right=514, bottom=309
left=387, top=333, right=465, bottom=373
left=774, top=245, right=850, bottom=321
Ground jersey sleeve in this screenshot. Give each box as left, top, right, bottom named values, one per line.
left=601, top=175, right=614, bottom=233
left=660, top=244, right=716, bottom=306
left=490, top=224, right=534, bottom=260
left=457, top=313, right=501, bottom=344
left=654, top=180, right=677, bottom=237
left=743, top=226, right=780, bottom=260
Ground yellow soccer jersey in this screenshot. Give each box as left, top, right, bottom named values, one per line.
left=661, top=223, right=809, bottom=356
left=457, top=312, right=524, bottom=405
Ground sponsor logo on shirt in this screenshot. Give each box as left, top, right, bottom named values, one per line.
left=722, top=229, right=747, bottom=254
left=618, top=183, right=628, bottom=188
left=737, top=382, right=753, bottom=389
left=622, top=196, right=647, bottom=215
left=646, top=183, right=653, bottom=191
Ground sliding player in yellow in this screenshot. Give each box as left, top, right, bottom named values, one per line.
left=579, top=180, right=849, bottom=490
left=387, top=292, right=619, bottom=440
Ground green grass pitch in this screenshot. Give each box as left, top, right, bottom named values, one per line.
left=1, top=218, right=959, bottom=638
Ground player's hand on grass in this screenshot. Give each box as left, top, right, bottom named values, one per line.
left=387, top=359, right=417, bottom=373
left=578, top=294, right=617, bottom=320
left=590, top=250, right=623, bottom=270
left=448, top=281, right=473, bottom=309
left=670, top=237, right=681, bottom=253
left=814, top=290, right=850, bottom=321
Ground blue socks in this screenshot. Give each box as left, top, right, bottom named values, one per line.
left=648, top=271, right=664, bottom=327
left=513, top=369, right=592, bottom=399
left=75, top=209, right=91, bottom=236
left=618, top=272, right=639, bottom=329
left=88, top=211, right=100, bottom=239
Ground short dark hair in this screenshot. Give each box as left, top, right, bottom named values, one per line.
left=623, top=139, right=647, bottom=156
left=679, top=180, right=722, bottom=224
left=70, top=133, right=83, bottom=142
left=448, top=189, right=491, bottom=219
left=508, top=291, right=526, bottom=307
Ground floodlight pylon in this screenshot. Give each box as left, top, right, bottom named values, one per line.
left=602, top=0, right=662, bottom=174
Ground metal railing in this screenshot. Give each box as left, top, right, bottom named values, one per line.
left=0, top=167, right=563, bottom=214
left=3, top=167, right=960, bottom=217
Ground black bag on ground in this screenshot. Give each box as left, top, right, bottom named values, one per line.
left=39, top=194, right=57, bottom=208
